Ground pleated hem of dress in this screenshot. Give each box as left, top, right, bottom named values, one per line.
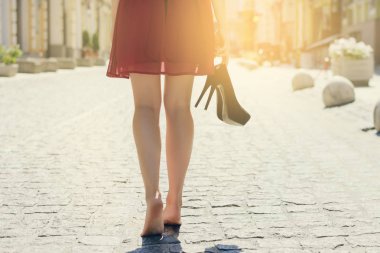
left=106, top=69, right=214, bottom=79
left=106, top=62, right=215, bottom=79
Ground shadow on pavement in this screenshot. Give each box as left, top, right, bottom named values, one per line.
left=126, top=225, right=242, bottom=252
left=126, top=233, right=182, bottom=253
left=205, top=244, right=242, bottom=252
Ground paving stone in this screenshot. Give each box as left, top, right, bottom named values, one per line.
left=0, top=61, right=380, bottom=251
left=256, top=238, right=301, bottom=249
left=299, top=237, right=347, bottom=249
left=345, top=233, right=380, bottom=247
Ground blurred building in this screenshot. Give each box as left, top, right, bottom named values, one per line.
left=0, top=0, right=18, bottom=47
left=341, top=0, right=380, bottom=65
left=249, top=0, right=281, bottom=61
left=291, top=0, right=380, bottom=68
left=255, top=0, right=281, bottom=49
left=0, top=0, right=112, bottom=59
left=301, top=0, right=343, bottom=68
left=279, top=0, right=311, bottom=65
left=226, top=0, right=256, bottom=56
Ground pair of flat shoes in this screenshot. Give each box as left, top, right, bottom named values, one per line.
left=164, top=223, right=181, bottom=237
left=140, top=223, right=182, bottom=246
left=140, top=223, right=181, bottom=237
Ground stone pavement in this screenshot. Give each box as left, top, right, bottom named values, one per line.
left=0, top=59, right=380, bottom=253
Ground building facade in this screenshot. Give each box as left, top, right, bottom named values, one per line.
left=300, top=0, right=379, bottom=67
left=341, top=0, right=380, bottom=65
left=0, top=0, right=18, bottom=47
left=0, top=0, right=112, bottom=59
left=226, top=0, right=256, bottom=56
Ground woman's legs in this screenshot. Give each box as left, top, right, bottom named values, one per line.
left=129, top=73, right=164, bottom=236
left=163, top=74, right=195, bottom=224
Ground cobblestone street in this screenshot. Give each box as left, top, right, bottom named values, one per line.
left=1, top=60, right=380, bottom=252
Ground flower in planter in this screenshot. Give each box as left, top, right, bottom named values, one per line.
left=329, top=37, right=373, bottom=60
left=0, top=44, right=23, bottom=65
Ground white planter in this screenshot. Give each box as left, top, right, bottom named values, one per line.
left=0, top=63, right=18, bottom=77
left=41, top=57, right=58, bottom=72
left=16, top=58, right=43, bottom=73
left=331, top=55, right=374, bottom=86
left=95, top=58, right=106, bottom=66
left=331, top=58, right=342, bottom=76
left=76, top=58, right=95, bottom=67
left=57, top=57, right=76, bottom=69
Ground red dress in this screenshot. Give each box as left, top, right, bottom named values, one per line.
left=106, top=0, right=215, bottom=79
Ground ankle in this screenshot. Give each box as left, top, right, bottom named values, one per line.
left=165, top=196, right=182, bottom=208
left=146, top=190, right=163, bottom=204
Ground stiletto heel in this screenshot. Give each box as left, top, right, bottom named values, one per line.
left=216, top=86, right=223, bottom=121
left=204, top=86, right=215, bottom=110
left=194, top=77, right=211, bottom=108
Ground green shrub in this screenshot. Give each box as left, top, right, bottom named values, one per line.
left=0, top=44, right=23, bottom=65
left=82, top=30, right=92, bottom=48
left=92, top=32, right=99, bottom=52
left=0, top=45, right=5, bottom=62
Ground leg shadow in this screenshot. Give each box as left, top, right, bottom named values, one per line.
left=205, top=244, right=242, bottom=252
left=126, top=225, right=242, bottom=253
left=126, top=225, right=182, bottom=253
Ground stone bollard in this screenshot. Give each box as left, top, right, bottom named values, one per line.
left=374, top=100, right=380, bottom=132
left=292, top=70, right=314, bottom=91
left=323, top=76, right=355, bottom=107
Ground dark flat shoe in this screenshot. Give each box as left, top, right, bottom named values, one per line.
left=164, top=223, right=181, bottom=227
left=164, top=223, right=181, bottom=238
left=141, top=233, right=163, bottom=246
left=141, top=233, right=180, bottom=246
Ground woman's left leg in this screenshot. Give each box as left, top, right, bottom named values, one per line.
left=163, top=74, right=195, bottom=224
left=129, top=73, right=164, bottom=236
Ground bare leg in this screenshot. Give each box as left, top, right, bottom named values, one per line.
left=130, top=73, right=164, bottom=236
left=163, top=74, right=195, bottom=224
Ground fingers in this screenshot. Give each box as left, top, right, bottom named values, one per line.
left=214, top=29, right=230, bottom=66
left=221, top=55, right=229, bottom=66
left=218, top=43, right=230, bottom=66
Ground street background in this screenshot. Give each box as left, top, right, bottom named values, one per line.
left=1, top=0, right=380, bottom=252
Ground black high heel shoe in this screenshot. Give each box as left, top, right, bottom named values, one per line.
left=194, top=63, right=251, bottom=126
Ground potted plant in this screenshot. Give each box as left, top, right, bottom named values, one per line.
left=92, top=32, right=105, bottom=66
left=82, top=30, right=93, bottom=58
left=78, top=30, right=95, bottom=66
left=92, top=32, right=99, bottom=58
left=329, top=37, right=374, bottom=86
left=0, top=44, right=23, bottom=77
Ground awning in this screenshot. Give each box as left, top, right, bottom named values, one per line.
left=306, top=34, right=340, bottom=51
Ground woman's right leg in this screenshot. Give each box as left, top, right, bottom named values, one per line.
left=129, top=73, right=164, bottom=236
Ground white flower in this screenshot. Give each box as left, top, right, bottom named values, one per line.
left=329, top=37, right=372, bottom=60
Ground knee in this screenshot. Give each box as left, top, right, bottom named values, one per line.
left=134, top=103, right=161, bottom=119
left=164, top=100, right=191, bottom=116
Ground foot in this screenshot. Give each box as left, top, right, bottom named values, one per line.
left=140, top=191, right=164, bottom=237
left=163, top=198, right=182, bottom=225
